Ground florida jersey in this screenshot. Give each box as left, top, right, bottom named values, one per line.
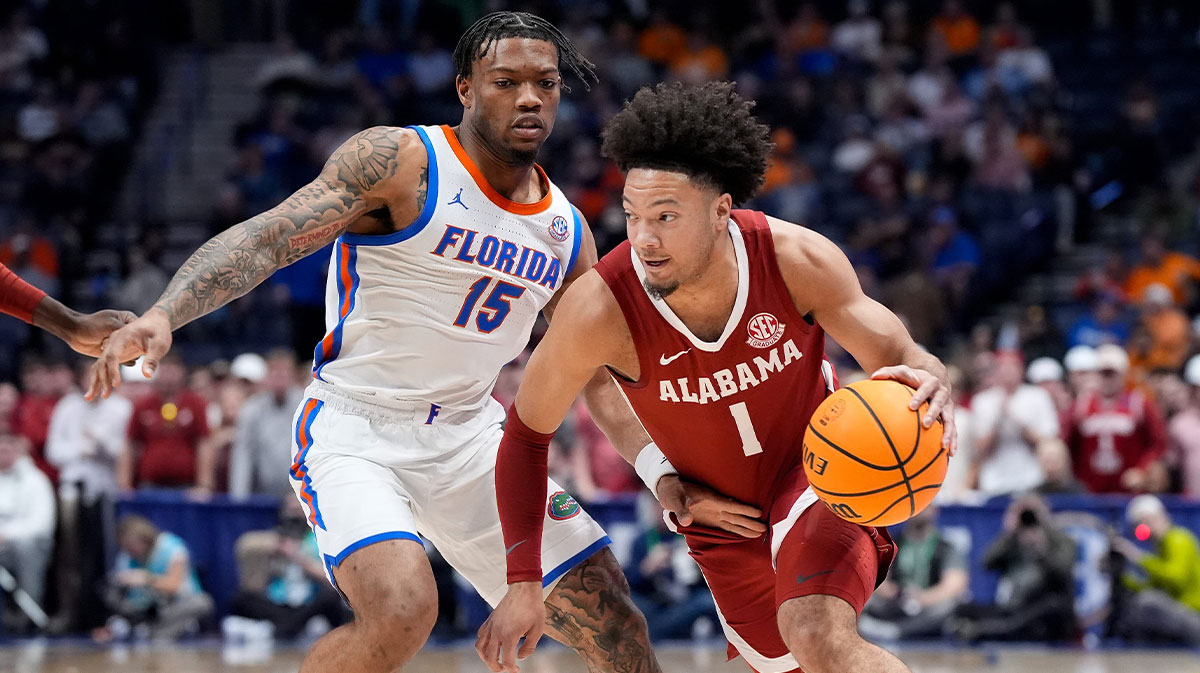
left=594, top=210, right=835, bottom=508
left=312, top=124, right=582, bottom=410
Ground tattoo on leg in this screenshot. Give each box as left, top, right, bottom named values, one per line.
left=544, top=549, right=661, bottom=673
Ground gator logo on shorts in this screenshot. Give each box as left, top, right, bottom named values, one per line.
left=548, top=491, right=581, bottom=520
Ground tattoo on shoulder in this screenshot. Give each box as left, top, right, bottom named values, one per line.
left=415, top=162, right=429, bottom=214
left=333, top=126, right=403, bottom=195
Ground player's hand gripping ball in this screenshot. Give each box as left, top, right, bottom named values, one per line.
left=803, top=379, right=948, bottom=527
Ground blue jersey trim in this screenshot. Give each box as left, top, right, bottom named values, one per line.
left=340, top=125, right=439, bottom=246
left=312, top=243, right=360, bottom=380
left=565, top=206, right=583, bottom=277
left=542, top=535, right=611, bottom=587
left=321, top=531, right=423, bottom=601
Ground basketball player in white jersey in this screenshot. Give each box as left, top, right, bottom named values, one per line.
left=86, top=12, right=676, bottom=673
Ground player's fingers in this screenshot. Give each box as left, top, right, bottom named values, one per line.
left=83, top=360, right=102, bottom=401
left=871, top=365, right=921, bottom=391
left=923, top=386, right=950, bottom=428
left=142, top=332, right=171, bottom=379
left=475, top=625, right=503, bottom=672
left=721, top=499, right=763, bottom=519
left=500, top=631, right=522, bottom=673
left=659, top=482, right=694, bottom=527
left=517, top=624, right=542, bottom=660
left=722, top=513, right=767, bottom=535
left=721, top=519, right=767, bottom=538
left=113, top=310, right=137, bottom=325
left=910, top=376, right=939, bottom=412
left=941, top=404, right=959, bottom=456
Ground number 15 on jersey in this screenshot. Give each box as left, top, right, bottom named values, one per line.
left=454, top=276, right=526, bottom=334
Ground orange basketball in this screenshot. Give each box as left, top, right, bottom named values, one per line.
left=802, top=379, right=948, bottom=527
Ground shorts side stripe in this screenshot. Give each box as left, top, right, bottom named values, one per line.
left=290, top=398, right=327, bottom=530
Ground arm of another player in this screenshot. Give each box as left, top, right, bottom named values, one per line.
left=769, top=216, right=957, bottom=454
left=479, top=272, right=621, bottom=673
left=87, top=127, right=425, bottom=399
left=1, top=263, right=135, bottom=356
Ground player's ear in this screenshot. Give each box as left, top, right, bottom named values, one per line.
left=713, top=192, right=732, bottom=226
left=456, top=75, right=472, bottom=108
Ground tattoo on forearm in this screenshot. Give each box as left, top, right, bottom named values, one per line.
left=152, top=127, right=403, bottom=329
left=544, top=549, right=660, bottom=673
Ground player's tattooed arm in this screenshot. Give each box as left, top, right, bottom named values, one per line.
left=152, top=126, right=416, bottom=329
left=543, top=548, right=661, bottom=673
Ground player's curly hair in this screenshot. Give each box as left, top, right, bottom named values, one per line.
left=601, top=82, right=773, bottom=205
left=454, top=11, right=596, bottom=91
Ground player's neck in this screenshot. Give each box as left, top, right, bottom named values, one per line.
left=453, top=124, right=544, bottom=203
left=662, top=234, right=739, bottom=334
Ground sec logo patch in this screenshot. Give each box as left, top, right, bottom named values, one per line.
left=549, top=215, right=570, bottom=242
left=746, top=312, right=785, bottom=348
left=548, top=490, right=581, bottom=520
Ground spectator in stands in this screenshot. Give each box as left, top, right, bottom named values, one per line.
left=1112, top=495, right=1200, bottom=645
left=229, top=349, right=303, bottom=499
left=1026, top=357, right=1071, bottom=421
left=949, top=494, right=1076, bottom=642
left=1123, top=231, right=1200, bottom=306
left=930, top=0, right=981, bottom=60
left=0, top=8, right=48, bottom=94
left=1067, top=292, right=1129, bottom=349
left=112, top=246, right=169, bottom=315
left=970, top=351, right=1060, bottom=494
left=96, top=515, right=213, bottom=641
left=0, top=428, right=55, bottom=628
left=831, top=0, right=881, bottom=63
left=196, top=353, right=262, bottom=494
left=637, top=9, right=687, bottom=67
left=781, top=3, right=830, bottom=55
left=1167, top=356, right=1200, bottom=497
left=1129, top=284, right=1190, bottom=374
left=880, top=0, right=919, bottom=66
left=927, top=205, right=980, bottom=313
left=16, top=80, right=60, bottom=143
left=668, top=30, right=729, bottom=83
left=45, top=360, right=133, bottom=629
left=1064, top=344, right=1101, bottom=398
left=860, top=506, right=968, bottom=640
left=626, top=494, right=716, bottom=641
left=1065, top=344, right=1166, bottom=494
left=118, top=353, right=210, bottom=490
left=994, top=29, right=1054, bottom=94
left=986, top=2, right=1024, bottom=51
left=226, top=499, right=347, bottom=640
left=14, top=356, right=72, bottom=483
left=1035, top=438, right=1086, bottom=494
left=567, top=400, right=640, bottom=505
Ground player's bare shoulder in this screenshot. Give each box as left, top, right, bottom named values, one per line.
left=327, top=125, right=430, bottom=231
left=547, top=268, right=637, bottom=371
left=765, top=214, right=860, bottom=312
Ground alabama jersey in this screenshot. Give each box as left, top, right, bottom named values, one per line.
left=311, top=124, right=582, bottom=411
left=595, top=209, right=835, bottom=508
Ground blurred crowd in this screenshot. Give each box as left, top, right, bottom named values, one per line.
left=4, top=0, right=1200, bottom=650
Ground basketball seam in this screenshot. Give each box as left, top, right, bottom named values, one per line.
left=856, top=483, right=942, bottom=526
left=807, top=422, right=898, bottom=471
left=843, top=386, right=916, bottom=519
left=809, top=446, right=946, bottom=498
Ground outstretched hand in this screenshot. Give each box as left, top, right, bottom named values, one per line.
left=871, top=365, right=957, bottom=456
left=85, top=309, right=173, bottom=400
left=62, top=309, right=136, bottom=357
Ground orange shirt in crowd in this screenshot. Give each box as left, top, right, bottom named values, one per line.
left=932, top=15, right=981, bottom=55
left=1124, top=252, right=1200, bottom=305
left=784, top=20, right=829, bottom=52
left=638, top=22, right=688, bottom=64
left=1137, top=308, right=1191, bottom=372
left=669, top=45, right=729, bottom=80
left=0, top=236, right=59, bottom=280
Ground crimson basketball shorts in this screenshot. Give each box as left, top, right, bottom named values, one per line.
left=673, top=465, right=896, bottom=673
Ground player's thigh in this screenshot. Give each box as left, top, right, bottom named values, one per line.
left=688, top=538, right=799, bottom=673
left=410, top=424, right=608, bottom=607
left=772, top=498, right=896, bottom=615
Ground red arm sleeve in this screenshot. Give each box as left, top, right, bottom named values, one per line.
left=0, top=263, right=46, bottom=324
left=496, top=405, right=554, bottom=584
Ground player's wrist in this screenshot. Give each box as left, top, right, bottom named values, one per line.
left=634, top=442, right=677, bottom=498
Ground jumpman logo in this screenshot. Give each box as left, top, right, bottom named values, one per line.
left=448, top=188, right=469, bottom=210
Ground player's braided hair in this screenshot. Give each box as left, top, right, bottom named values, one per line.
left=453, top=11, right=596, bottom=91
left=601, top=82, right=773, bottom=205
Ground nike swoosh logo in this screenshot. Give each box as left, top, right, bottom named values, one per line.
left=659, top=349, right=691, bottom=365
left=505, top=540, right=527, bottom=556
left=796, top=570, right=834, bottom=584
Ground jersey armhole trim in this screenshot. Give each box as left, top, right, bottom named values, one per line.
left=340, top=125, right=439, bottom=246
left=565, top=205, right=583, bottom=277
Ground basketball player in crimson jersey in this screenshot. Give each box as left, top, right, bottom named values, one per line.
left=0, top=262, right=133, bottom=355
left=480, top=82, right=957, bottom=673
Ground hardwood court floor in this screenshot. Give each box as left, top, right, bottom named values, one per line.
left=1, top=641, right=1198, bottom=673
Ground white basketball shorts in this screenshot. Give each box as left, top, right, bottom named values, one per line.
left=288, top=381, right=610, bottom=607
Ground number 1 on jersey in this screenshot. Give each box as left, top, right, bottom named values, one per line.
left=454, top=276, right=526, bottom=333
left=729, top=401, right=763, bottom=456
